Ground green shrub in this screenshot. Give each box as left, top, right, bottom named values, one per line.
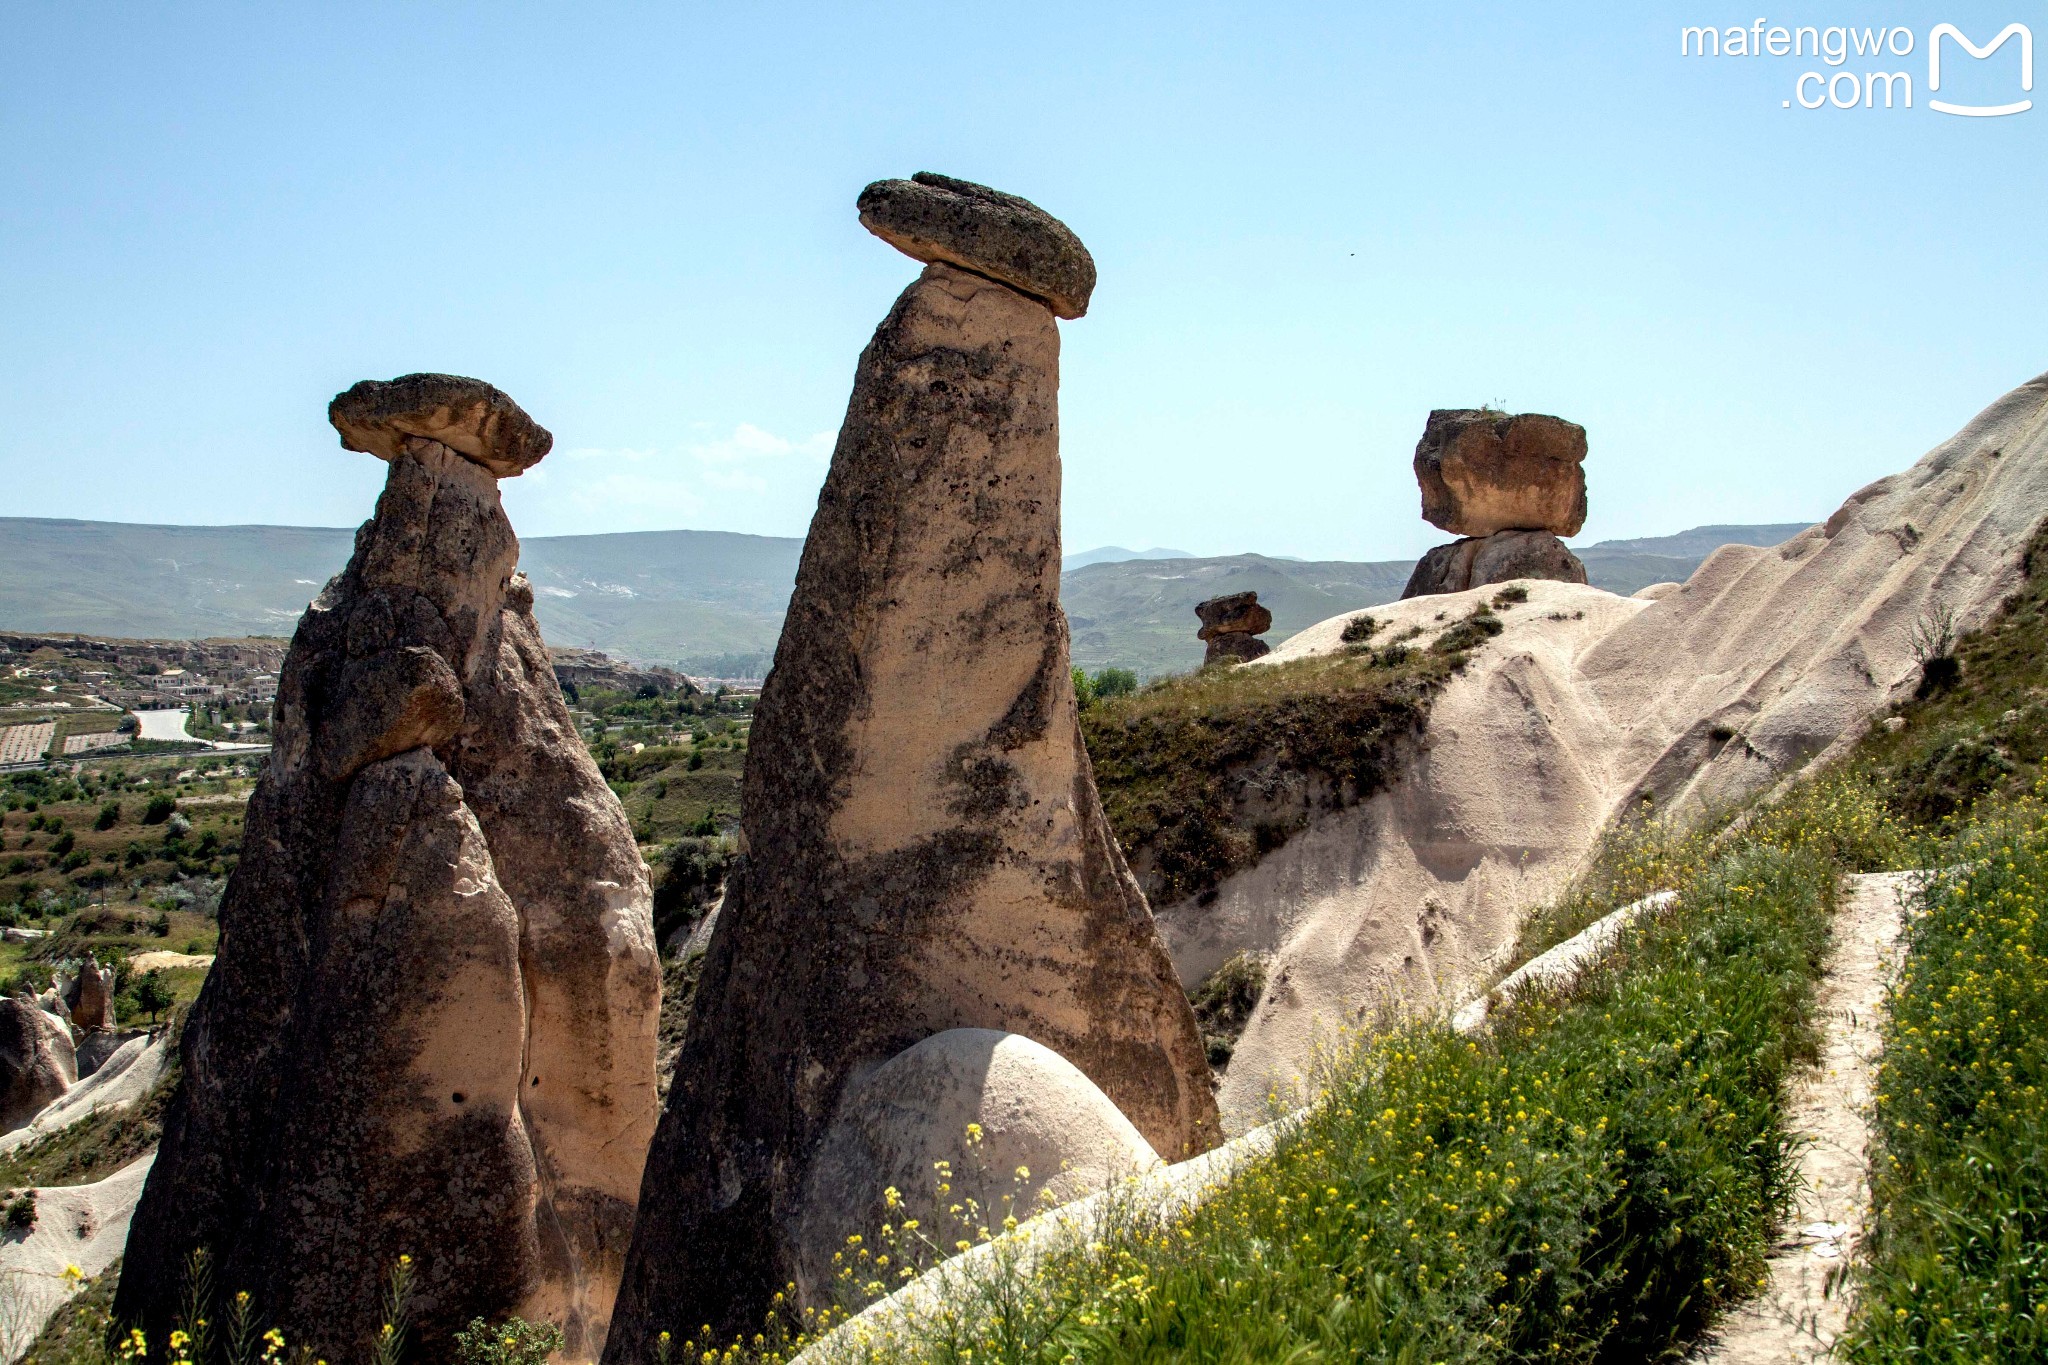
left=141, top=794, right=176, bottom=826
left=1187, top=951, right=1266, bottom=1068
left=94, top=802, right=120, bottom=831
left=5, top=1189, right=37, bottom=1233
left=452, top=1315, right=565, bottom=1365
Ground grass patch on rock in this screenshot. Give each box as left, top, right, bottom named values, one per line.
left=1080, top=628, right=1472, bottom=908
left=1851, top=520, right=2048, bottom=827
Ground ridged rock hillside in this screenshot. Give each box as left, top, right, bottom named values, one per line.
left=1160, top=370, right=2048, bottom=1129
left=116, top=375, right=661, bottom=1362
left=604, top=175, right=1219, bottom=1356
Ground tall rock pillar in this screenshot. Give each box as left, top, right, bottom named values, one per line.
left=116, top=375, right=661, bottom=1362
left=604, top=174, right=1220, bottom=1356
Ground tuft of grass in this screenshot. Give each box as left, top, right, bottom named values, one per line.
left=1187, top=952, right=1267, bottom=1070
left=1852, top=518, right=2048, bottom=828
left=1081, top=640, right=1470, bottom=908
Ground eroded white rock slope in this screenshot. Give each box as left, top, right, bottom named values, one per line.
left=1160, top=370, right=2048, bottom=1129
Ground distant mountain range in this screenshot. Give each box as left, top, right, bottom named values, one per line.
left=0, top=518, right=1811, bottom=678
left=1062, top=545, right=1195, bottom=570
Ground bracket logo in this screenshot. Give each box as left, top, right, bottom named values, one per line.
left=1929, top=22, right=2032, bottom=115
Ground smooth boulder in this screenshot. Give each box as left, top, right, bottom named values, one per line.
left=793, top=1029, right=1161, bottom=1302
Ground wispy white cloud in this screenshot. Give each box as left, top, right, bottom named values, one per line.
left=502, top=423, right=835, bottom=535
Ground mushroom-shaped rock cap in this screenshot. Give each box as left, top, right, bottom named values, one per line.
left=857, top=172, right=1096, bottom=319
left=1194, top=591, right=1272, bottom=641
left=328, top=373, right=553, bottom=478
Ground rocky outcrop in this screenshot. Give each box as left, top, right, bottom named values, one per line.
left=1196, top=591, right=1273, bottom=665
left=1416, top=409, right=1587, bottom=537
left=1402, top=529, right=1589, bottom=597
left=604, top=176, right=1215, bottom=1357
left=63, top=961, right=116, bottom=1034
left=548, top=648, right=696, bottom=699
left=117, top=376, right=660, bottom=1363
left=0, top=999, right=76, bottom=1132
left=1404, top=410, right=1590, bottom=600
left=328, top=371, right=553, bottom=478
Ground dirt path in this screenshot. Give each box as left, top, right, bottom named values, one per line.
left=1692, top=870, right=1915, bottom=1363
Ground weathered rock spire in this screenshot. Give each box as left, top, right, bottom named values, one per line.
left=603, top=175, right=1218, bottom=1356
left=117, top=375, right=660, bottom=1362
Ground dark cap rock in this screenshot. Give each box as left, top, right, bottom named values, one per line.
left=857, top=172, right=1096, bottom=319
left=1194, top=591, right=1273, bottom=641
left=329, top=373, right=553, bottom=478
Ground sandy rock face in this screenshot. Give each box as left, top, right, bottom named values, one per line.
left=116, top=380, right=659, bottom=1363
left=604, top=185, right=1214, bottom=1356
left=1416, top=409, right=1588, bottom=538
left=857, top=172, right=1097, bottom=319
left=0, top=1000, right=77, bottom=1132
left=793, top=1029, right=1160, bottom=1302
left=1402, top=529, right=1588, bottom=598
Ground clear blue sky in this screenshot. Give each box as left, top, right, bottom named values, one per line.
left=3, top=2, right=2041, bottom=560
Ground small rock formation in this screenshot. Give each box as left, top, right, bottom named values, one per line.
left=1196, top=591, right=1273, bottom=665
left=548, top=648, right=695, bottom=700
left=1402, top=409, right=1590, bottom=599
left=793, top=1030, right=1160, bottom=1301
left=604, top=175, right=1217, bottom=1357
left=117, top=375, right=660, bottom=1362
left=1403, top=528, right=1589, bottom=598
left=63, top=961, right=115, bottom=1033
left=0, top=1000, right=76, bottom=1133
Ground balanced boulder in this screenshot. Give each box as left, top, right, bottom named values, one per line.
left=117, top=376, right=659, bottom=1363
left=1415, top=409, right=1587, bottom=537
left=329, top=372, right=553, bottom=478
left=1196, top=590, right=1272, bottom=665
left=1403, top=410, right=1591, bottom=599
left=0, top=999, right=76, bottom=1132
left=604, top=176, right=1216, bottom=1357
